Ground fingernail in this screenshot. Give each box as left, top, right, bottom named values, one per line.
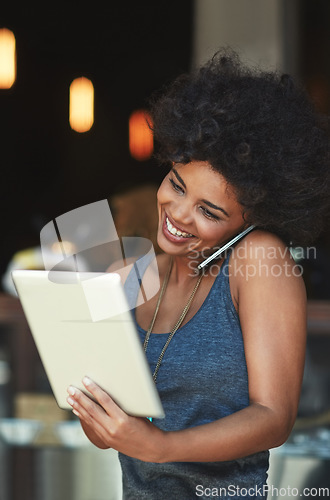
left=68, top=386, right=75, bottom=396
left=83, top=376, right=92, bottom=386
left=67, top=396, right=74, bottom=406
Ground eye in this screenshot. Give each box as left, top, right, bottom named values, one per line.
left=169, top=177, right=184, bottom=194
left=199, top=206, right=220, bottom=221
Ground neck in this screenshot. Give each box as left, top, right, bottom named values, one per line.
left=169, top=255, right=201, bottom=286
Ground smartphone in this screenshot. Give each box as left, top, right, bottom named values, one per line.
left=197, top=225, right=255, bottom=270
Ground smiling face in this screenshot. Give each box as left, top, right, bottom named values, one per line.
left=156, top=161, right=247, bottom=261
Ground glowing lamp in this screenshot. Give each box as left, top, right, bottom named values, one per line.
left=0, top=28, right=16, bottom=89
left=129, top=110, right=153, bottom=161
left=69, top=77, right=94, bottom=132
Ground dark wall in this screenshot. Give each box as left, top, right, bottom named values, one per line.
left=1, top=1, right=329, bottom=299
left=0, top=2, right=194, bottom=280
left=298, top=0, right=330, bottom=299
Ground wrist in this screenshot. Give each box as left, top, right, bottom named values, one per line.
left=152, top=429, right=175, bottom=464
left=141, top=425, right=171, bottom=463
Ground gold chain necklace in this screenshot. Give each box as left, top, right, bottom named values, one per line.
left=143, top=257, right=204, bottom=383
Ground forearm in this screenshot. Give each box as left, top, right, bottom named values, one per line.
left=68, top=380, right=295, bottom=464
left=157, top=403, right=291, bottom=464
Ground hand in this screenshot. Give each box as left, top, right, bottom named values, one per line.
left=66, top=377, right=165, bottom=462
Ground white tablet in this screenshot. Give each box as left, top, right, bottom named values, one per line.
left=11, top=269, right=164, bottom=419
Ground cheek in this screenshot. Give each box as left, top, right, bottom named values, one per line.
left=156, top=179, right=170, bottom=207
left=156, top=183, right=167, bottom=220
left=156, top=186, right=163, bottom=206
left=195, top=219, right=221, bottom=242
left=196, top=218, right=236, bottom=247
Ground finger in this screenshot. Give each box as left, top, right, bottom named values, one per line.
left=66, top=387, right=109, bottom=438
left=67, top=398, right=111, bottom=448
left=82, top=376, right=124, bottom=418
left=67, top=386, right=105, bottom=421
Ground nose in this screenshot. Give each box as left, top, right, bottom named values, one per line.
left=170, top=198, right=193, bottom=226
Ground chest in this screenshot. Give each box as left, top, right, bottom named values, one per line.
left=136, top=295, right=249, bottom=424
left=135, top=273, right=217, bottom=333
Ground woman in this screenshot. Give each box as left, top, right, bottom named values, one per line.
left=66, top=51, right=330, bottom=499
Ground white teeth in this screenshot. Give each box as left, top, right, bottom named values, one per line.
left=166, top=218, right=193, bottom=238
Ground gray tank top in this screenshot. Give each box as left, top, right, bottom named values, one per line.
left=119, top=253, right=269, bottom=499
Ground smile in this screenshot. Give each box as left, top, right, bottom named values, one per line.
left=165, top=217, right=193, bottom=238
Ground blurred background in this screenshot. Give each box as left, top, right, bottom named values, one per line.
left=0, top=1, right=329, bottom=499
left=0, top=0, right=329, bottom=289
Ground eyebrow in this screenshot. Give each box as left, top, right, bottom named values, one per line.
left=202, top=199, right=230, bottom=218
left=173, top=168, right=186, bottom=188
left=172, top=168, right=230, bottom=218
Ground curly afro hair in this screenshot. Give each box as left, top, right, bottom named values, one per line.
left=150, top=49, right=330, bottom=247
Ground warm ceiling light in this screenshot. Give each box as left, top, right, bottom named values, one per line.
left=69, top=77, right=94, bottom=133
left=129, top=110, right=153, bottom=161
left=0, top=28, right=16, bottom=89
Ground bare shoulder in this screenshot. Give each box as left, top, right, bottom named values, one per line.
left=230, top=229, right=302, bottom=274
left=229, top=229, right=306, bottom=304
left=106, top=252, right=166, bottom=285
left=106, top=256, right=137, bottom=283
